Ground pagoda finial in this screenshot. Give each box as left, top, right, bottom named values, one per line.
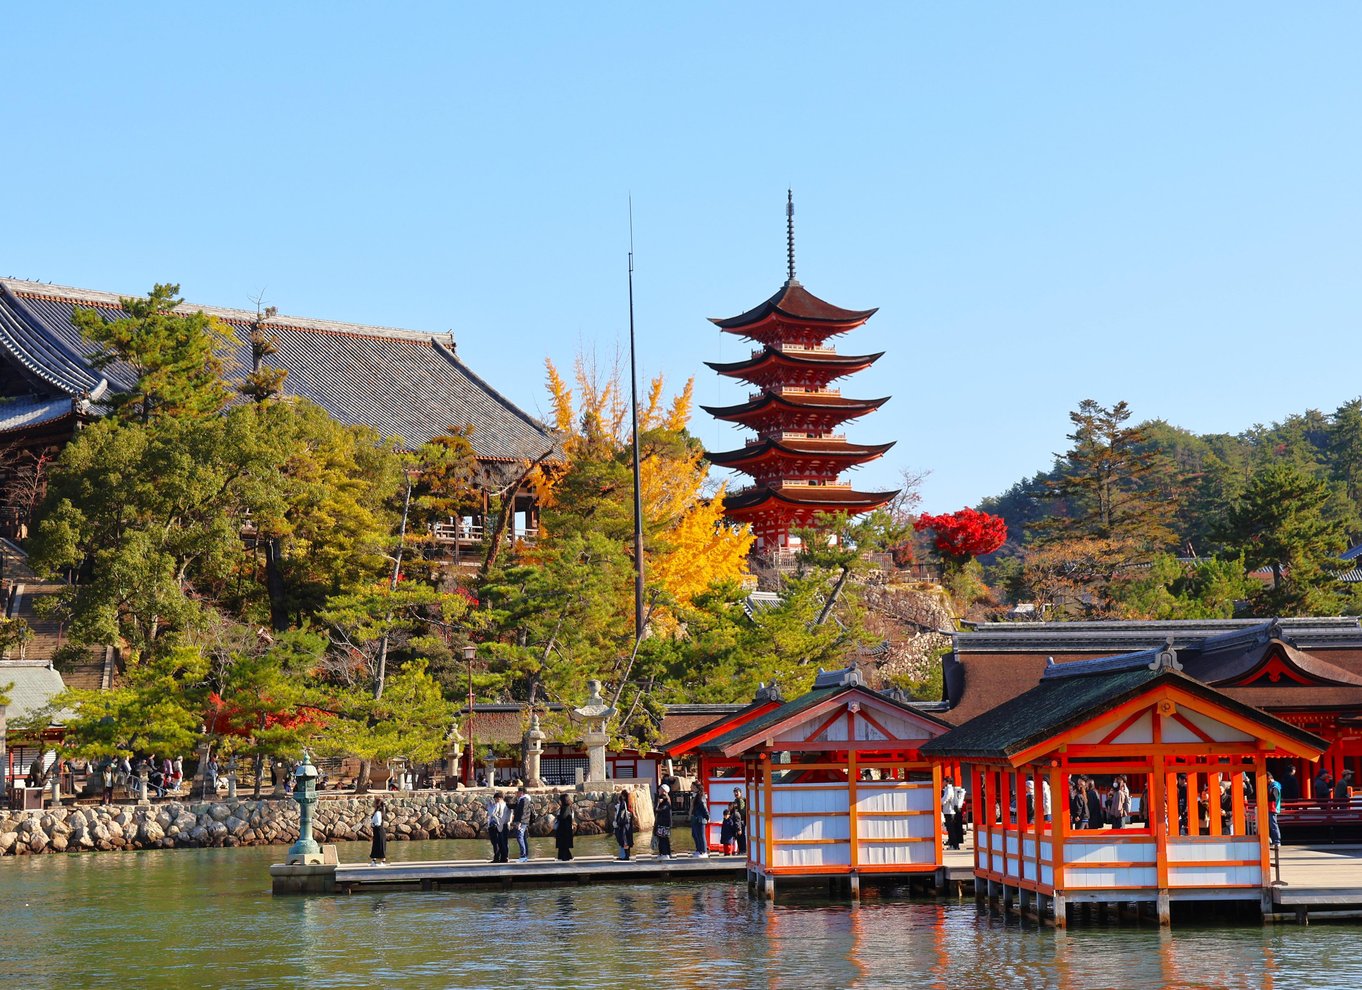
left=786, top=189, right=798, bottom=285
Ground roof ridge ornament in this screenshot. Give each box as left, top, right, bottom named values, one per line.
left=1149, top=638, right=1183, bottom=673
left=786, top=189, right=799, bottom=286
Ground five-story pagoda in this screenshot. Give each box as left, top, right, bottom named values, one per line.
left=703, top=194, right=898, bottom=553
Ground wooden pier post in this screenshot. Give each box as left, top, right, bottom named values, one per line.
left=1156, top=889, right=1171, bottom=926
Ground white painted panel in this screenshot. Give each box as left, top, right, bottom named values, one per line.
left=1114, top=866, right=1158, bottom=887
left=1041, top=865, right=1053, bottom=886
left=1065, top=842, right=1120, bottom=865
left=1073, top=708, right=1154, bottom=745
left=772, top=784, right=846, bottom=816
left=1159, top=717, right=1202, bottom=744
left=1182, top=708, right=1254, bottom=743
left=1166, top=838, right=1259, bottom=863
left=1065, top=840, right=1154, bottom=865
left=1005, top=834, right=1020, bottom=856
left=775, top=843, right=850, bottom=868
left=858, top=841, right=935, bottom=866
left=856, top=783, right=925, bottom=813
left=774, top=814, right=850, bottom=842
left=1039, top=841, right=1053, bottom=862
left=773, top=714, right=849, bottom=745
left=1022, top=860, right=1036, bottom=882
left=853, top=718, right=887, bottom=741
left=1170, top=866, right=1239, bottom=887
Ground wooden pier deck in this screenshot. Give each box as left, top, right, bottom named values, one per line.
left=1268, top=844, right=1362, bottom=923
left=332, top=853, right=746, bottom=892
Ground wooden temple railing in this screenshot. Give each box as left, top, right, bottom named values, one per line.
left=431, top=522, right=538, bottom=546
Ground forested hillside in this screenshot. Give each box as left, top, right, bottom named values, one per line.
left=973, top=399, right=1362, bottom=619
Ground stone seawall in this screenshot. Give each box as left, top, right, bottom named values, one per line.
left=0, top=788, right=633, bottom=856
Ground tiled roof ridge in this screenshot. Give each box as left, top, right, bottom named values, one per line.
left=1, top=278, right=442, bottom=344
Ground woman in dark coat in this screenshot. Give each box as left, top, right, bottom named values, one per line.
left=554, top=793, right=575, bottom=861
left=613, top=791, right=635, bottom=860
left=655, top=784, right=674, bottom=859
left=369, top=798, right=387, bottom=864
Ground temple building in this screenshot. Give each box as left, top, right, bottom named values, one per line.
left=942, top=618, right=1362, bottom=805
left=0, top=278, right=559, bottom=540
left=703, top=195, right=897, bottom=554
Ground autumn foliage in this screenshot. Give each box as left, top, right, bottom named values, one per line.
left=915, top=508, right=1008, bottom=562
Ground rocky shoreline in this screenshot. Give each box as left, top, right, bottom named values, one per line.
left=0, top=788, right=634, bottom=856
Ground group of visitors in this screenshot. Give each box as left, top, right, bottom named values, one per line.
left=92, top=754, right=183, bottom=803
left=1069, top=774, right=1132, bottom=830
left=483, top=785, right=535, bottom=863
left=1312, top=767, right=1355, bottom=806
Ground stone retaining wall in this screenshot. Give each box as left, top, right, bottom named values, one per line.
left=0, top=787, right=645, bottom=856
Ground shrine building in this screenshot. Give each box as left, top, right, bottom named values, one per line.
left=923, top=647, right=1327, bottom=925
left=702, top=195, right=897, bottom=554
left=702, top=666, right=953, bottom=899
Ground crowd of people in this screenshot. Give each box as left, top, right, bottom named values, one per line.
left=364, top=781, right=753, bottom=867
left=91, top=754, right=185, bottom=804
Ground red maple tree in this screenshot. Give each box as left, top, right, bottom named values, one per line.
left=914, top=508, right=1008, bottom=563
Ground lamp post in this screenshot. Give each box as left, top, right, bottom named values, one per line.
left=463, top=643, right=477, bottom=785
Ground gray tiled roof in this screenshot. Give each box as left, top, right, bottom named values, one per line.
left=0, top=664, right=68, bottom=726
left=0, top=280, right=560, bottom=462
left=955, top=616, right=1362, bottom=652
left=0, top=396, right=76, bottom=435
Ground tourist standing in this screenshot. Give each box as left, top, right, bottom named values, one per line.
left=511, top=785, right=532, bottom=863
left=731, top=787, right=748, bottom=855
left=719, top=808, right=736, bottom=855
left=1333, top=770, right=1354, bottom=807
left=369, top=798, right=387, bottom=865
left=1084, top=776, right=1104, bottom=829
left=690, top=785, right=709, bottom=857
left=655, top=784, right=674, bottom=860
left=1069, top=778, right=1089, bottom=830
left=941, top=775, right=958, bottom=848
left=949, top=781, right=967, bottom=849
left=1041, top=777, right=1052, bottom=823
left=487, top=791, right=510, bottom=863
left=1281, top=764, right=1300, bottom=802
left=613, top=791, right=636, bottom=861
left=554, top=793, right=575, bottom=861
left=100, top=761, right=114, bottom=806
left=1313, top=768, right=1332, bottom=804
left=1105, top=775, right=1130, bottom=829
left=1266, top=771, right=1282, bottom=849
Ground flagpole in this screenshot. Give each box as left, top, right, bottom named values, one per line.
left=628, top=199, right=646, bottom=642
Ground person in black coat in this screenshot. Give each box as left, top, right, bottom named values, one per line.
left=655, top=784, right=674, bottom=859
left=613, top=792, right=635, bottom=860
left=554, top=793, right=575, bottom=861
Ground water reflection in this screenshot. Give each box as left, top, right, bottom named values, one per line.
left=2, top=842, right=1361, bottom=989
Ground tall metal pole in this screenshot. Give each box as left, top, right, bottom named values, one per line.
left=465, top=644, right=476, bottom=786
left=627, top=200, right=646, bottom=642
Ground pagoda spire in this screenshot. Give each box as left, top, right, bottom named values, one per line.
left=786, top=189, right=798, bottom=285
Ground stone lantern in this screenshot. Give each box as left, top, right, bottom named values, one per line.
left=286, top=752, right=323, bottom=865
left=524, top=713, right=546, bottom=788
left=572, top=679, right=615, bottom=786
left=444, top=722, right=464, bottom=790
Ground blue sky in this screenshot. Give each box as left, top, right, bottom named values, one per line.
left=5, top=5, right=1361, bottom=511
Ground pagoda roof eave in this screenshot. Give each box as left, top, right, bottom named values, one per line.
left=704, top=348, right=884, bottom=377
left=709, top=280, right=877, bottom=330
left=723, top=486, right=900, bottom=513
left=699, top=393, right=890, bottom=421
left=705, top=438, right=896, bottom=468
